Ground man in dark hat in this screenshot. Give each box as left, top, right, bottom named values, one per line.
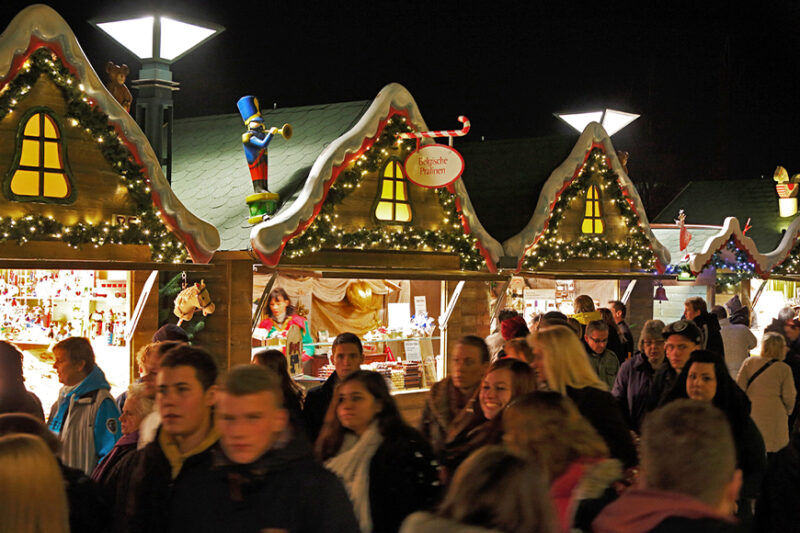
left=646, top=319, right=703, bottom=411
left=152, top=323, right=189, bottom=343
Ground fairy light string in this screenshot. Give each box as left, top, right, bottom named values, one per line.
left=0, top=48, right=187, bottom=263
left=283, top=115, right=486, bottom=270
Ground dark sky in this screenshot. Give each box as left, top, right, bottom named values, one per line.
left=3, top=1, right=800, bottom=215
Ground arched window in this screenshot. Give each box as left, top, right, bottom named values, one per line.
left=581, top=185, right=604, bottom=234
left=374, top=159, right=412, bottom=223
left=6, top=110, right=73, bottom=202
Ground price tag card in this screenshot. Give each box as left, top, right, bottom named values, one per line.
left=414, top=296, right=427, bottom=315
left=404, top=339, right=423, bottom=361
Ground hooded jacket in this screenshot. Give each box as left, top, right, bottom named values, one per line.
left=48, top=364, right=121, bottom=474
left=167, top=427, right=359, bottom=533
left=592, top=488, right=742, bottom=533
left=613, top=352, right=660, bottom=432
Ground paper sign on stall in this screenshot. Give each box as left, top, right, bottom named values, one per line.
left=404, top=340, right=423, bottom=361
left=414, top=296, right=427, bottom=315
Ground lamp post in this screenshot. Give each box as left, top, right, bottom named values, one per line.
left=555, top=108, right=640, bottom=136
left=90, top=14, right=223, bottom=182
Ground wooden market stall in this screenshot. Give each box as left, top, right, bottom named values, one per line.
left=170, top=83, right=507, bottom=424
left=458, top=122, right=674, bottom=341
left=0, top=6, right=219, bottom=408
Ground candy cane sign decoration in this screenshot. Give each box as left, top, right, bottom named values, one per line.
left=399, top=116, right=469, bottom=188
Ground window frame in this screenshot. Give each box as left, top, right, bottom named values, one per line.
left=4, top=107, right=76, bottom=204
left=371, top=157, right=413, bottom=225
left=581, top=184, right=604, bottom=234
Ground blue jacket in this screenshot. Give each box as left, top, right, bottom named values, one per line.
left=49, top=365, right=122, bottom=474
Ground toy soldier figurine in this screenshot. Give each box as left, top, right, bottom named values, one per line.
left=236, top=95, right=292, bottom=224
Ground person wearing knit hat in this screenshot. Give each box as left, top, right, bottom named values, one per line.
left=501, top=315, right=529, bottom=341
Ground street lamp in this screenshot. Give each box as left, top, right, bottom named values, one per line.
left=555, top=108, right=640, bottom=136
left=90, top=14, right=224, bottom=182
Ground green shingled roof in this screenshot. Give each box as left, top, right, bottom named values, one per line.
left=457, top=135, right=577, bottom=243
left=653, top=179, right=790, bottom=253
left=171, top=101, right=370, bottom=251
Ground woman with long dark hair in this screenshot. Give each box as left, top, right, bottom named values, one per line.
left=257, top=287, right=315, bottom=358
left=0, top=341, right=44, bottom=420
left=662, top=349, right=767, bottom=525
left=317, top=370, right=438, bottom=533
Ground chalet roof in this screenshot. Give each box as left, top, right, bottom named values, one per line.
left=0, top=5, right=220, bottom=263
left=653, top=178, right=788, bottom=253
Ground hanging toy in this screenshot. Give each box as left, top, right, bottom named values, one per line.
left=173, top=280, right=216, bottom=326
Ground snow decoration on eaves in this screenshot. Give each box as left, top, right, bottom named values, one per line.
left=502, top=122, right=670, bottom=270
left=0, top=4, right=220, bottom=263
left=249, top=82, right=504, bottom=268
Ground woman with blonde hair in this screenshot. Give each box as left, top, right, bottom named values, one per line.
left=504, top=392, right=621, bottom=532
left=736, top=332, right=796, bottom=453
left=0, top=433, right=70, bottom=533
left=528, top=326, right=637, bottom=469
left=400, top=446, right=556, bottom=533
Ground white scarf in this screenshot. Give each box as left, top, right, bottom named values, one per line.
left=325, top=421, right=384, bottom=533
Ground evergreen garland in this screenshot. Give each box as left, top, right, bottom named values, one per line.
left=522, top=147, right=656, bottom=270
left=0, top=48, right=188, bottom=262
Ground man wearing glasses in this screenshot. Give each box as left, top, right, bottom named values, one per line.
left=583, top=320, right=620, bottom=389
left=612, top=319, right=667, bottom=432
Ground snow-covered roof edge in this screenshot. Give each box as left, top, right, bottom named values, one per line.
left=249, top=82, right=504, bottom=268
left=502, top=122, right=670, bottom=268
left=690, top=215, right=800, bottom=275
left=0, top=5, right=220, bottom=263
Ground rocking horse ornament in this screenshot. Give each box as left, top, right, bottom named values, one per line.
left=174, top=280, right=215, bottom=326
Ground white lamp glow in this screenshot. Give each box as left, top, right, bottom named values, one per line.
left=96, top=17, right=154, bottom=59
left=160, top=17, right=217, bottom=61
left=555, top=108, right=640, bottom=136
left=91, top=15, right=222, bottom=63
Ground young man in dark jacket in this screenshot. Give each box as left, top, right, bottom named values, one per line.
left=684, top=296, right=725, bottom=359
left=171, top=364, right=358, bottom=533
left=646, top=320, right=702, bottom=412
left=593, top=400, right=745, bottom=533
left=303, top=333, right=364, bottom=443
left=124, top=345, right=220, bottom=533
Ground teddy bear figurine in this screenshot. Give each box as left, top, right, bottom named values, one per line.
left=105, top=61, right=133, bottom=112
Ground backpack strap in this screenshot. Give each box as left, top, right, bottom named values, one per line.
left=746, top=359, right=777, bottom=390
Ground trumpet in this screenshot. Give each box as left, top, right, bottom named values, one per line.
left=270, top=123, right=292, bottom=140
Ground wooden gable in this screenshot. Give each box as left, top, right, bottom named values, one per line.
left=0, top=73, right=138, bottom=226
left=522, top=144, right=657, bottom=272
left=281, top=112, right=487, bottom=270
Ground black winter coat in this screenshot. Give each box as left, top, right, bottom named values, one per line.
left=366, top=425, right=441, bottom=533
left=61, top=462, right=110, bottom=533
left=754, top=432, right=800, bottom=533
left=566, top=386, right=638, bottom=469
left=169, top=432, right=359, bottom=533
left=303, top=373, right=338, bottom=443
left=123, top=429, right=218, bottom=533
left=691, top=311, right=725, bottom=359
left=649, top=516, right=746, bottom=533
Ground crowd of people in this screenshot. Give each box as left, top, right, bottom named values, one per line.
left=1, top=295, right=799, bottom=533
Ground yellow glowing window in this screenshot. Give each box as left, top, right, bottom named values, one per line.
left=9, top=112, right=71, bottom=200
left=581, top=185, right=604, bottom=234
left=375, top=160, right=412, bottom=223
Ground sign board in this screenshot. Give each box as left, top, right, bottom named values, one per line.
left=404, top=144, right=465, bottom=188
left=388, top=302, right=411, bottom=330
left=403, top=339, right=423, bottom=361
left=414, top=296, right=427, bottom=316
left=285, top=324, right=304, bottom=376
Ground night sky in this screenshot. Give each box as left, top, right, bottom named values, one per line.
left=2, top=1, right=800, bottom=216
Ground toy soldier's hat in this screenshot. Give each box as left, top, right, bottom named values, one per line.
left=237, top=95, right=263, bottom=125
